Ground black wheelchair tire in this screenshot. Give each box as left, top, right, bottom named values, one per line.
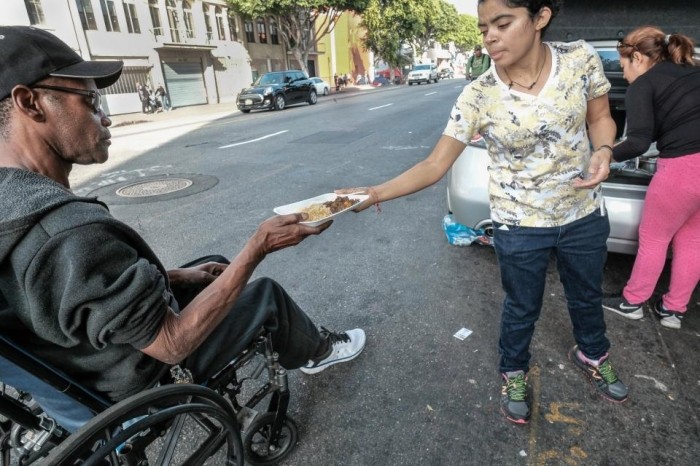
left=44, top=384, right=243, bottom=466
left=243, top=412, right=298, bottom=465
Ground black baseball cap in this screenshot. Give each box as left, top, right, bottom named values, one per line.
left=0, top=25, right=123, bottom=100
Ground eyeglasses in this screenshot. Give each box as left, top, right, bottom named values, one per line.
left=617, top=41, right=638, bottom=51
left=32, top=85, right=102, bottom=113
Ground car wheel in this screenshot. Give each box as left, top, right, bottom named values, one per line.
left=308, top=90, right=318, bottom=105
left=323, top=87, right=329, bottom=96
left=241, top=109, right=251, bottom=113
left=273, top=94, right=285, bottom=111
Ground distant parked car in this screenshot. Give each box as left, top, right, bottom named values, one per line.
left=439, top=68, right=455, bottom=79
left=407, top=63, right=439, bottom=85
left=371, top=76, right=391, bottom=86
left=310, top=77, right=330, bottom=96
left=236, top=70, right=317, bottom=113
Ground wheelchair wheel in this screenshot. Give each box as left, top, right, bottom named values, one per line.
left=243, top=412, right=298, bottom=465
left=44, top=384, right=243, bottom=466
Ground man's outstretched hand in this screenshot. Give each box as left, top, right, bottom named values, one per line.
left=254, top=213, right=332, bottom=255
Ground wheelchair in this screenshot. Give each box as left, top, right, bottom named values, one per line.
left=0, top=328, right=299, bottom=465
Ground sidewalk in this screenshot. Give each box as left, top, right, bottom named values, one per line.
left=108, top=83, right=387, bottom=129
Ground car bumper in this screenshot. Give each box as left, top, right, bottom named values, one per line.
left=237, top=94, right=273, bottom=111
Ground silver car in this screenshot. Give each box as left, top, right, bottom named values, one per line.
left=446, top=134, right=656, bottom=255
left=407, top=64, right=439, bottom=85
left=446, top=40, right=663, bottom=255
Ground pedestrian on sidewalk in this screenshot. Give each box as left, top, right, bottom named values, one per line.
left=136, top=81, right=151, bottom=114
left=155, top=84, right=171, bottom=112
left=602, top=26, right=700, bottom=330
left=337, top=0, right=628, bottom=425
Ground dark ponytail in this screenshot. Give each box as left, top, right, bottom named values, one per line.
left=619, top=26, right=697, bottom=66
left=667, top=33, right=697, bottom=66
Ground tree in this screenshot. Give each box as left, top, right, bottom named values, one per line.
left=361, top=0, right=478, bottom=76
left=451, top=14, right=481, bottom=52
left=361, top=0, right=422, bottom=79
left=227, top=1, right=369, bottom=75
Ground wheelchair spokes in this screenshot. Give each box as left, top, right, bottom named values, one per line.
left=44, top=385, right=243, bottom=465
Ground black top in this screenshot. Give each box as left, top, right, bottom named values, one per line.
left=613, top=61, right=700, bottom=162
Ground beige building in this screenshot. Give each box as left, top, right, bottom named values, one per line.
left=2, top=1, right=374, bottom=114
left=3, top=0, right=261, bottom=115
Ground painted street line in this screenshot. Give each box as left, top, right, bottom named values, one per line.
left=219, top=130, right=289, bottom=149
left=425, top=92, right=438, bottom=96
left=368, top=103, right=393, bottom=111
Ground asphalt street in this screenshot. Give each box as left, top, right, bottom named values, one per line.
left=70, top=80, right=699, bottom=465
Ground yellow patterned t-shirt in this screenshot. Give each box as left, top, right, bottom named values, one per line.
left=443, top=40, right=610, bottom=227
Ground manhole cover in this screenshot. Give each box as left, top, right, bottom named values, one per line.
left=116, top=178, right=193, bottom=198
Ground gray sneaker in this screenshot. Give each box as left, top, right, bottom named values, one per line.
left=569, top=346, right=629, bottom=403
left=654, top=300, right=684, bottom=329
left=300, top=328, right=366, bottom=375
left=602, top=295, right=644, bottom=320
left=500, top=370, right=530, bottom=424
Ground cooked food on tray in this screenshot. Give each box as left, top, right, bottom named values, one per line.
left=300, top=196, right=359, bottom=221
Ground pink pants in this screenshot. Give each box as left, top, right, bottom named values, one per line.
left=623, top=154, right=700, bottom=312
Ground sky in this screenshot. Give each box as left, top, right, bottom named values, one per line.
left=447, top=0, right=478, bottom=16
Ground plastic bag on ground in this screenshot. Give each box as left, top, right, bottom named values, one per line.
left=443, top=214, right=493, bottom=247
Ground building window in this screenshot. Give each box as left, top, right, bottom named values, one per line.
left=166, top=0, right=180, bottom=42
left=122, top=1, right=140, bottom=34
left=203, top=3, right=213, bottom=41
left=215, top=7, right=225, bottom=41
left=148, top=0, right=162, bottom=36
left=24, top=0, right=45, bottom=25
left=256, top=17, right=266, bottom=44
left=269, top=18, right=279, bottom=45
left=75, top=0, right=97, bottom=30
left=182, top=0, right=195, bottom=39
left=100, top=0, right=120, bottom=32
left=244, top=18, right=254, bottom=43
left=228, top=12, right=239, bottom=41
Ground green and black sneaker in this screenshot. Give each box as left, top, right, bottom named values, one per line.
left=500, top=370, right=530, bottom=424
left=569, top=345, right=629, bottom=403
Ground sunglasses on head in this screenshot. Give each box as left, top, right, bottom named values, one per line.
left=32, top=84, right=102, bottom=113
left=617, top=41, right=638, bottom=51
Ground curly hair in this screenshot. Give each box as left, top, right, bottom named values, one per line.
left=618, top=26, right=697, bottom=67
left=478, top=0, right=562, bottom=38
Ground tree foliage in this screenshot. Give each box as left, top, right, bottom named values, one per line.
left=227, top=0, right=369, bottom=74
left=362, top=0, right=482, bottom=71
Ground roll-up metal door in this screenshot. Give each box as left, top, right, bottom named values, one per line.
left=162, top=61, right=207, bottom=107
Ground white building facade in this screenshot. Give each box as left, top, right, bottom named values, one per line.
left=3, top=0, right=255, bottom=115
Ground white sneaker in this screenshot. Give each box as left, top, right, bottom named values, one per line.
left=300, top=328, right=366, bottom=374
left=654, top=300, right=683, bottom=329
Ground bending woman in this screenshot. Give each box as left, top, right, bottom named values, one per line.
left=602, top=27, right=700, bottom=329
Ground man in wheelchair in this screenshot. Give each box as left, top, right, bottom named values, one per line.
left=0, top=26, right=365, bottom=464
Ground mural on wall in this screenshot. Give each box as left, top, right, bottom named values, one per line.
left=347, top=13, right=370, bottom=79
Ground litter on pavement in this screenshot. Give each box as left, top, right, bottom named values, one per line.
left=443, top=214, right=493, bottom=247
left=453, top=328, right=473, bottom=340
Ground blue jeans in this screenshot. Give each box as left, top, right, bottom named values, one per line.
left=493, top=209, right=610, bottom=373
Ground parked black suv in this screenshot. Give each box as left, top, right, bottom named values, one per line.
left=237, top=70, right=317, bottom=113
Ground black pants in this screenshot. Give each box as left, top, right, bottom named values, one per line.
left=171, top=256, right=323, bottom=383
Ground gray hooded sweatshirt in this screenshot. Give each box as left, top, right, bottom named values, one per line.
left=0, top=168, right=171, bottom=401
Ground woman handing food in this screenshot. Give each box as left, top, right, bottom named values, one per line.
left=337, top=0, right=628, bottom=424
